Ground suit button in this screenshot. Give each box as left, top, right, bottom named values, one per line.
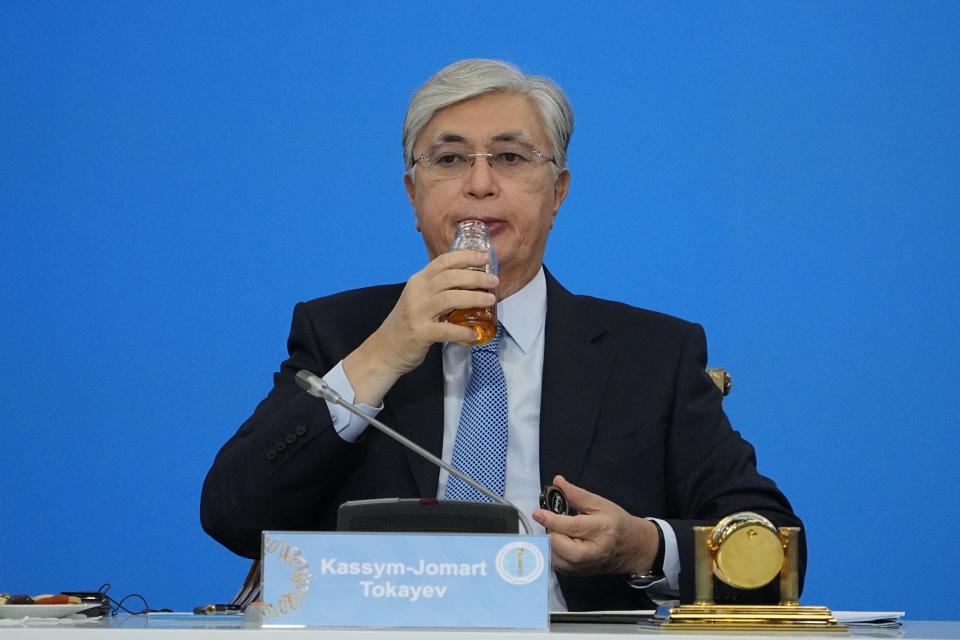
left=266, top=449, right=278, bottom=461
left=295, top=425, right=307, bottom=436
left=276, top=441, right=287, bottom=452
left=285, top=433, right=297, bottom=444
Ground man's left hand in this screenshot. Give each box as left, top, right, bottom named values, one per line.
left=532, top=475, right=659, bottom=577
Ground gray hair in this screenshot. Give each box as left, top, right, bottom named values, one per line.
left=402, top=59, right=574, bottom=171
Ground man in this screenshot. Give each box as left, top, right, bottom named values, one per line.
left=200, top=59, right=804, bottom=611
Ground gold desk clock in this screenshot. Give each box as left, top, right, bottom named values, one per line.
left=662, top=512, right=847, bottom=632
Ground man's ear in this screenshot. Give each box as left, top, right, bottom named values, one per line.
left=404, top=172, right=421, bottom=231
left=404, top=171, right=416, bottom=206
left=552, top=169, right=571, bottom=216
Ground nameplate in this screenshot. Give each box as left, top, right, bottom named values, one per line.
left=260, top=531, right=550, bottom=629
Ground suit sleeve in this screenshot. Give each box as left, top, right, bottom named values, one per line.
left=663, top=323, right=806, bottom=604
left=199, top=302, right=365, bottom=558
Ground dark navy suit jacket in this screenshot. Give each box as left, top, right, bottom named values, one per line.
left=201, top=268, right=804, bottom=610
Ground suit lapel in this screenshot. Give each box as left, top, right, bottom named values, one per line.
left=539, top=269, right=612, bottom=487
left=384, top=343, right=444, bottom=498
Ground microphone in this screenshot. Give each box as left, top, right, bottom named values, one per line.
left=295, top=369, right=535, bottom=535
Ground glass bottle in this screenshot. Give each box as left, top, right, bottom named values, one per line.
left=447, top=220, right=498, bottom=345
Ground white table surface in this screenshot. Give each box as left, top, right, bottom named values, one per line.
left=0, top=616, right=956, bottom=640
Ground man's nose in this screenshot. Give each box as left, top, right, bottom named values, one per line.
left=464, top=154, right=498, bottom=198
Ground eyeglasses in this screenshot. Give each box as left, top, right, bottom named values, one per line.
left=412, top=144, right=556, bottom=180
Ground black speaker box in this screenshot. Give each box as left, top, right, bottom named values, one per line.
left=337, top=498, right=517, bottom=534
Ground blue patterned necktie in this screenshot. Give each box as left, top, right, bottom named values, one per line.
left=444, top=326, right=509, bottom=502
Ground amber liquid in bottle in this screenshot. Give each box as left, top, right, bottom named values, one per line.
left=449, top=220, right=498, bottom=346
left=448, top=305, right=497, bottom=346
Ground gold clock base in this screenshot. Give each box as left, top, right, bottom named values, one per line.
left=661, top=604, right=848, bottom=632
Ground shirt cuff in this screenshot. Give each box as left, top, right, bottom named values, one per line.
left=323, top=361, right=383, bottom=443
left=627, top=518, right=680, bottom=598
left=651, top=517, right=680, bottom=593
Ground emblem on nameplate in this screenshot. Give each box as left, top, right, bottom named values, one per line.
left=495, top=541, right=545, bottom=585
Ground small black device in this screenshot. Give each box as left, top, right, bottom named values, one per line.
left=61, top=591, right=111, bottom=617
left=539, top=484, right=570, bottom=515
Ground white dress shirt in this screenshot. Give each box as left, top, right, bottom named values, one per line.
left=321, top=267, right=679, bottom=610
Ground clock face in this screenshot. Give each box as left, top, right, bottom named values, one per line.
left=712, top=512, right=784, bottom=589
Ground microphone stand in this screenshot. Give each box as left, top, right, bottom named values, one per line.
left=295, top=370, right=535, bottom=535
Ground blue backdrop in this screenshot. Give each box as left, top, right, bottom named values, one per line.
left=2, top=1, right=957, bottom=620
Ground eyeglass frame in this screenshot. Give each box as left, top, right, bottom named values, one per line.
left=411, top=147, right=558, bottom=178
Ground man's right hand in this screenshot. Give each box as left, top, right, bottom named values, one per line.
left=342, top=250, right=498, bottom=406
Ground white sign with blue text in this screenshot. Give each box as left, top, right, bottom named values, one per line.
left=261, top=531, right=550, bottom=629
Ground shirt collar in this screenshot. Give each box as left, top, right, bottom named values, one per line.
left=496, top=266, right=546, bottom=355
